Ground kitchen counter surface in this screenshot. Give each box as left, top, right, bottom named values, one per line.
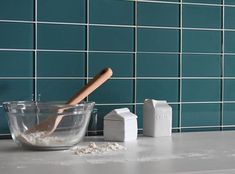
left=1, top=131, right=235, bottom=174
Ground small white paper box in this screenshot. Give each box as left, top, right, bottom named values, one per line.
left=104, top=108, right=138, bottom=142
left=143, top=99, right=172, bottom=137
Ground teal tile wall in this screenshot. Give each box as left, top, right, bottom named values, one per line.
left=0, top=80, right=33, bottom=103
left=90, top=0, right=134, bottom=25
left=2, top=0, right=235, bottom=136
left=0, top=22, right=33, bottom=49
left=0, top=51, right=34, bottom=77
left=37, top=52, right=85, bottom=77
left=38, top=79, right=85, bottom=101
left=182, top=54, right=221, bottom=77
left=183, top=5, right=221, bottom=28
left=138, top=2, right=179, bottom=27
left=37, top=24, right=86, bottom=50
left=89, top=53, right=134, bottom=77
left=137, top=53, right=179, bottom=77
left=137, top=79, right=179, bottom=103
left=138, top=28, right=179, bottom=52
left=90, top=26, right=134, bottom=51
left=183, top=30, right=221, bottom=53
left=182, top=80, right=221, bottom=102
left=38, top=0, right=86, bottom=23
left=181, top=104, right=221, bottom=127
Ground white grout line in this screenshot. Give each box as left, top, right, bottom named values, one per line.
left=223, top=101, right=235, bottom=104
left=0, top=19, right=34, bottom=23
left=86, top=0, right=90, bottom=103
left=0, top=77, right=36, bottom=79
left=180, top=125, right=224, bottom=129
left=95, top=103, right=137, bottom=106
left=3, top=48, right=235, bottom=55
left=2, top=47, right=235, bottom=56
left=0, top=134, right=11, bottom=136
left=128, top=0, right=223, bottom=7
left=182, top=52, right=222, bottom=55
left=182, top=2, right=222, bottom=7
left=179, top=0, right=183, bottom=132
left=90, top=23, right=134, bottom=28
left=4, top=18, right=235, bottom=32
left=37, top=77, right=87, bottom=80
left=37, top=49, right=85, bottom=53
left=89, top=50, right=135, bottom=54
left=37, top=21, right=85, bottom=26
left=221, top=0, right=225, bottom=130
left=2, top=77, right=235, bottom=80
left=133, top=0, right=138, bottom=114
left=34, top=0, right=38, bottom=101
left=0, top=48, right=35, bottom=52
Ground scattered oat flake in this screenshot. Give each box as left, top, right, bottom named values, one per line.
left=71, top=142, right=126, bottom=156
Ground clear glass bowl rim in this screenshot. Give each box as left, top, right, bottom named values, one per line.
left=2, top=100, right=95, bottom=110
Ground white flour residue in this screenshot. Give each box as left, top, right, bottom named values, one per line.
left=71, top=142, right=126, bottom=156
left=183, top=153, right=207, bottom=158
left=17, top=132, right=64, bottom=146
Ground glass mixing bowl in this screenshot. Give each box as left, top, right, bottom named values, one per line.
left=3, top=101, right=95, bottom=150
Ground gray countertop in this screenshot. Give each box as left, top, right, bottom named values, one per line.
left=1, top=131, right=235, bottom=174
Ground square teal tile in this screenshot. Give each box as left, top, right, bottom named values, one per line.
left=225, top=0, right=235, bottom=5
left=0, top=80, right=33, bottom=103
left=89, top=79, right=133, bottom=103
left=181, top=103, right=221, bottom=127
left=37, top=24, right=86, bottom=50
left=183, top=30, right=221, bottom=53
left=182, top=79, right=221, bottom=102
left=182, top=54, right=221, bottom=77
left=94, top=105, right=134, bottom=130
left=225, top=7, right=235, bottom=29
left=0, top=0, right=33, bottom=20
left=224, top=31, right=235, bottom=53
left=224, top=55, right=235, bottom=77
left=224, top=80, right=235, bottom=101
left=37, top=79, right=84, bottom=101
left=136, top=104, right=179, bottom=129
left=0, top=107, right=10, bottom=134
left=0, top=51, right=33, bottom=77
left=89, top=53, right=133, bottom=77
left=223, top=103, right=235, bottom=125
left=183, top=0, right=221, bottom=3
left=38, top=0, right=85, bottom=23
left=90, top=0, right=134, bottom=25
left=138, top=2, right=179, bottom=27
left=89, top=26, right=134, bottom=51
left=137, top=53, right=179, bottom=77
left=37, top=52, right=85, bottom=77
left=138, top=28, right=179, bottom=52
left=137, top=79, right=179, bottom=103
left=0, top=22, right=33, bottom=49
left=183, top=5, right=221, bottom=28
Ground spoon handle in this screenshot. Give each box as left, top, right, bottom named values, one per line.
left=67, top=68, right=113, bottom=105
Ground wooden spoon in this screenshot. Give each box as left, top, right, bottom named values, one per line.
left=26, top=68, right=113, bottom=136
